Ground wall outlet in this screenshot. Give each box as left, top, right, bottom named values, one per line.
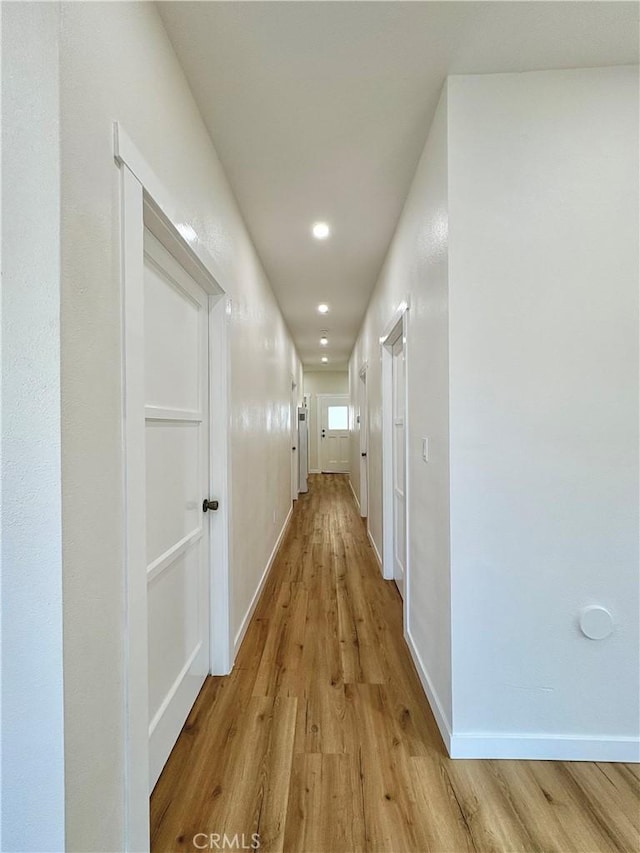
left=422, top=438, right=429, bottom=462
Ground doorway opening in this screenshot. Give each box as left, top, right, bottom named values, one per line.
left=290, top=375, right=299, bottom=501
left=381, top=301, right=409, bottom=605
left=117, top=124, right=232, bottom=851
left=358, top=365, right=369, bottom=518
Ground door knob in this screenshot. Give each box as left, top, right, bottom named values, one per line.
left=203, top=499, right=219, bottom=512
left=292, top=446, right=296, bottom=451
left=361, top=452, right=367, bottom=457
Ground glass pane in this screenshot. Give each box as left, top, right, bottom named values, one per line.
left=328, top=405, right=348, bottom=430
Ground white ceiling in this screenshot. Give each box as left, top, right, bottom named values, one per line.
left=158, top=1, right=638, bottom=369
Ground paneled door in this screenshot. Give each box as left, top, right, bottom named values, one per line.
left=144, top=230, right=211, bottom=792
left=358, top=369, right=369, bottom=517
left=319, top=395, right=350, bottom=473
left=392, top=336, right=406, bottom=597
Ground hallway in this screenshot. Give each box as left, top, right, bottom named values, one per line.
left=150, top=475, right=638, bottom=853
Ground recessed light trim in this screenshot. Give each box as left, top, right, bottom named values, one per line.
left=317, top=303, right=329, bottom=314
left=320, top=335, right=328, bottom=346
left=312, top=221, right=330, bottom=240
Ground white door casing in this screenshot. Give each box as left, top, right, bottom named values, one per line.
left=291, top=376, right=299, bottom=500
left=319, top=394, right=350, bottom=473
left=358, top=366, right=369, bottom=517
left=381, top=299, right=410, bottom=629
left=391, top=336, right=406, bottom=597
left=117, top=125, right=231, bottom=852
left=144, top=231, right=211, bottom=792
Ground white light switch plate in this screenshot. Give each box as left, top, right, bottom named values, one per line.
left=422, top=438, right=429, bottom=462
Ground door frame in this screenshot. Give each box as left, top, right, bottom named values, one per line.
left=316, top=393, right=350, bottom=473
left=380, top=300, right=410, bottom=621
left=290, top=375, right=299, bottom=501
left=358, top=363, right=369, bottom=518
left=116, top=124, right=232, bottom=852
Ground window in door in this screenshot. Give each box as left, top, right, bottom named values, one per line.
left=327, top=405, right=348, bottom=431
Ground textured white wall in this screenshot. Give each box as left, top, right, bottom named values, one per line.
left=58, top=3, right=300, bottom=850
left=349, top=88, right=453, bottom=728
left=352, top=66, right=639, bottom=758
left=1, top=6, right=65, bottom=850
left=303, top=370, right=348, bottom=471
left=448, top=67, right=639, bottom=744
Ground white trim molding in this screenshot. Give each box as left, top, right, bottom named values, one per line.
left=348, top=477, right=361, bottom=512
left=448, top=733, right=640, bottom=763
left=405, top=627, right=639, bottom=763
left=357, top=362, right=369, bottom=519
left=120, top=164, right=150, bottom=853
left=234, top=506, right=294, bottom=654
left=405, top=629, right=453, bottom=754
left=117, top=123, right=233, bottom=851
left=114, top=123, right=230, bottom=297
left=209, top=296, right=233, bottom=675
left=367, top=529, right=383, bottom=572
left=380, top=299, right=410, bottom=598
left=379, top=296, right=411, bottom=346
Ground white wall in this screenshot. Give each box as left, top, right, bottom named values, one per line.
left=447, top=67, right=639, bottom=751
left=57, top=3, right=301, bottom=850
left=349, top=88, right=453, bottom=731
left=351, top=65, right=639, bottom=760
left=1, top=6, right=66, bottom=851
left=303, top=370, right=348, bottom=472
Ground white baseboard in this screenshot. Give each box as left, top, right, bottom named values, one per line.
left=404, top=628, right=453, bottom=753
left=348, top=478, right=360, bottom=511
left=405, top=629, right=639, bottom=763
left=449, top=733, right=640, bottom=762
left=233, top=504, right=293, bottom=655
left=367, top=528, right=383, bottom=573
left=308, top=468, right=320, bottom=474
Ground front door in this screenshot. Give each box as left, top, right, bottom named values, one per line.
left=319, top=395, right=350, bottom=473
left=392, top=336, right=406, bottom=597
left=144, top=230, right=211, bottom=791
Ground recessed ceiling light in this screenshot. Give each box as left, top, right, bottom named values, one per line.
left=312, top=222, right=330, bottom=240
left=321, top=356, right=328, bottom=363
left=317, top=303, right=329, bottom=314
left=320, top=334, right=328, bottom=346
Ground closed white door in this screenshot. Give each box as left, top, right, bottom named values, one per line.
left=291, top=378, right=298, bottom=500
left=319, top=395, right=350, bottom=473
left=392, top=336, right=406, bottom=597
left=358, top=371, right=368, bottom=517
left=144, top=231, right=211, bottom=792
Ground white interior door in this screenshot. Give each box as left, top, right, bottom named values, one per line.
left=291, top=377, right=298, bottom=500
left=358, top=371, right=368, bottom=517
left=319, top=395, right=350, bottom=473
left=144, top=230, right=211, bottom=792
left=392, top=336, right=406, bottom=597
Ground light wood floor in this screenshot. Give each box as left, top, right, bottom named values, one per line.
left=151, top=474, right=639, bottom=853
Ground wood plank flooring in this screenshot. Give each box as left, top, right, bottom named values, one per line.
left=151, top=474, right=639, bottom=853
